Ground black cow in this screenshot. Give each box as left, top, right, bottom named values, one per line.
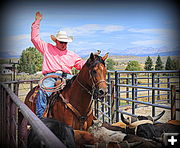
left=121, top=111, right=180, bottom=140
left=28, top=118, right=76, bottom=148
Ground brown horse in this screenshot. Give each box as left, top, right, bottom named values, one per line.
left=25, top=53, right=108, bottom=130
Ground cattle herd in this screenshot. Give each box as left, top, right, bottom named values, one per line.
left=28, top=110, right=180, bottom=148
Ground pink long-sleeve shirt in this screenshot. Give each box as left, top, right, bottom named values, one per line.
left=31, top=19, right=85, bottom=75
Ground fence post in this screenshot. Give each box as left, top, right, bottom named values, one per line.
left=101, top=97, right=104, bottom=122
left=157, top=73, right=160, bottom=100
left=6, top=94, right=11, bottom=146
left=167, top=77, right=170, bottom=103
left=148, top=73, right=150, bottom=102
left=115, top=71, right=119, bottom=122
left=135, top=74, right=138, bottom=108
left=30, top=81, right=33, bottom=90
left=171, top=85, right=176, bottom=120
left=126, top=74, right=129, bottom=104
left=0, top=86, right=6, bottom=147
left=152, top=73, right=155, bottom=117
left=111, top=80, right=115, bottom=123
left=13, top=82, right=19, bottom=96
left=18, top=110, right=28, bottom=148
left=132, top=73, right=135, bottom=114
left=94, top=100, right=98, bottom=118
left=10, top=102, right=17, bottom=147
left=107, top=72, right=112, bottom=123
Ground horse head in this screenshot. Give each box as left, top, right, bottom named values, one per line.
left=77, top=52, right=108, bottom=99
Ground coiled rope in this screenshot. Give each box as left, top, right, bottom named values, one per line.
left=38, top=75, right=65, bottom=92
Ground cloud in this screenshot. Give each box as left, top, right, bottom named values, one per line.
left=128, top=28, right=177, bottom=36
left=131, top=39, right=166, bottom=46
left=62, top=24, right=125, bottom=36
left=6, top=32, right=51, bottom=41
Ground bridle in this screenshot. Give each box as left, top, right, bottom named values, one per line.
left=76, top=67, right=107, bottom=98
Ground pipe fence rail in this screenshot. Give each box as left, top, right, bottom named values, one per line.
left=0, top=82, right=66, bottom=148
left=1, top=70, right=180, bottom=147
left=94, top=70, right=180, bottom=124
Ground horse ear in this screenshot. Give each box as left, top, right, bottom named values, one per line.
left=102, top=52, right=109, bottom=61
left=90, top=53, right=94, bottom=60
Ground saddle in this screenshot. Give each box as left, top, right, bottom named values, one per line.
left=27, top=75, right=66, bottom=115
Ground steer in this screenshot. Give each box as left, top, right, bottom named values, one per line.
left=28, top=118, right=76, bottom=148
left=89, top=120, right=162, bottom=148
left=120, top=111, right=180, bottom=139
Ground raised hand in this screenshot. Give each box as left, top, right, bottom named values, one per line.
left=35, top=11, right=42, bottom=21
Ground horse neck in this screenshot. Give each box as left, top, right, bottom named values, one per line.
left=62, top=66, right=93, bottom=115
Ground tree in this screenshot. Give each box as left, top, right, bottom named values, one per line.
left=125, top=61, right=142, bottom=71
left=165, top=56, right=173, bottom=70
left=106, top=58, right=116, bottom=70
left=155, top=55, right=164, bottom=70
left=144, top=56, right=153, bottom=71
left=18, top=47, right=43, bottom=74
left=172, top=59, right=179, bottom=70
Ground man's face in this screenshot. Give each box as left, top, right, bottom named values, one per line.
left=56, top=40, right=68, bottom=51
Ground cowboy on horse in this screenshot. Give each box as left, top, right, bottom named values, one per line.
left=31, top=12, right=86, bottom=118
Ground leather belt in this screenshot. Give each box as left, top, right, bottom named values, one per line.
left=45, top=71, right=68, bottom=78
left=55, top=70, right=63, bottom=74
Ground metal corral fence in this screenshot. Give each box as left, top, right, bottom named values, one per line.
left=1, top=70, right=180, bottom=147
left=0, top=82, right=66, bottom=148
left=94, top=70, right=180, bottom=124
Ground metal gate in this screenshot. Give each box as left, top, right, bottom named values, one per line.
left=94, top=70, right=180, bottom=124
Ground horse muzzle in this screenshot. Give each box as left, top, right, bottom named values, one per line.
left=98, top=88, right=107, bottom=98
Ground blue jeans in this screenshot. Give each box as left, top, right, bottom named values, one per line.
left=36, top=73, right=73, bottom=118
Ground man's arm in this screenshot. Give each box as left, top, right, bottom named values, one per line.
left=74, top=55, right=86, bottom=70
left=31, top=12, right=48, bottom=54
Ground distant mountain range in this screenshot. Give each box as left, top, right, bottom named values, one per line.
left=79, top=46, right=180, bottom=58
left=0, top=46, right=179, bottom=59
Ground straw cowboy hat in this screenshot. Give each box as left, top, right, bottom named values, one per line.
left=51, top=31, right=73, bottom=43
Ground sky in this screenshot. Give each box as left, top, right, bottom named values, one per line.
left=0, top=0, right=179, bottom=58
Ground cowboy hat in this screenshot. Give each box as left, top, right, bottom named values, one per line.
left=51, top=31, right=73, bottom=43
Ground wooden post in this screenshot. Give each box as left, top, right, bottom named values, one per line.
left=10, top=103, right=17, bottom=147
left=18, top=110, right=28, bottom=148
left=0, top=87, right=7, bottom=147
left=6, top=94, right=11, bottom=145
left=171, top=85, right=176, bottom=120
left=30, top=81, right=33, bottom=90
